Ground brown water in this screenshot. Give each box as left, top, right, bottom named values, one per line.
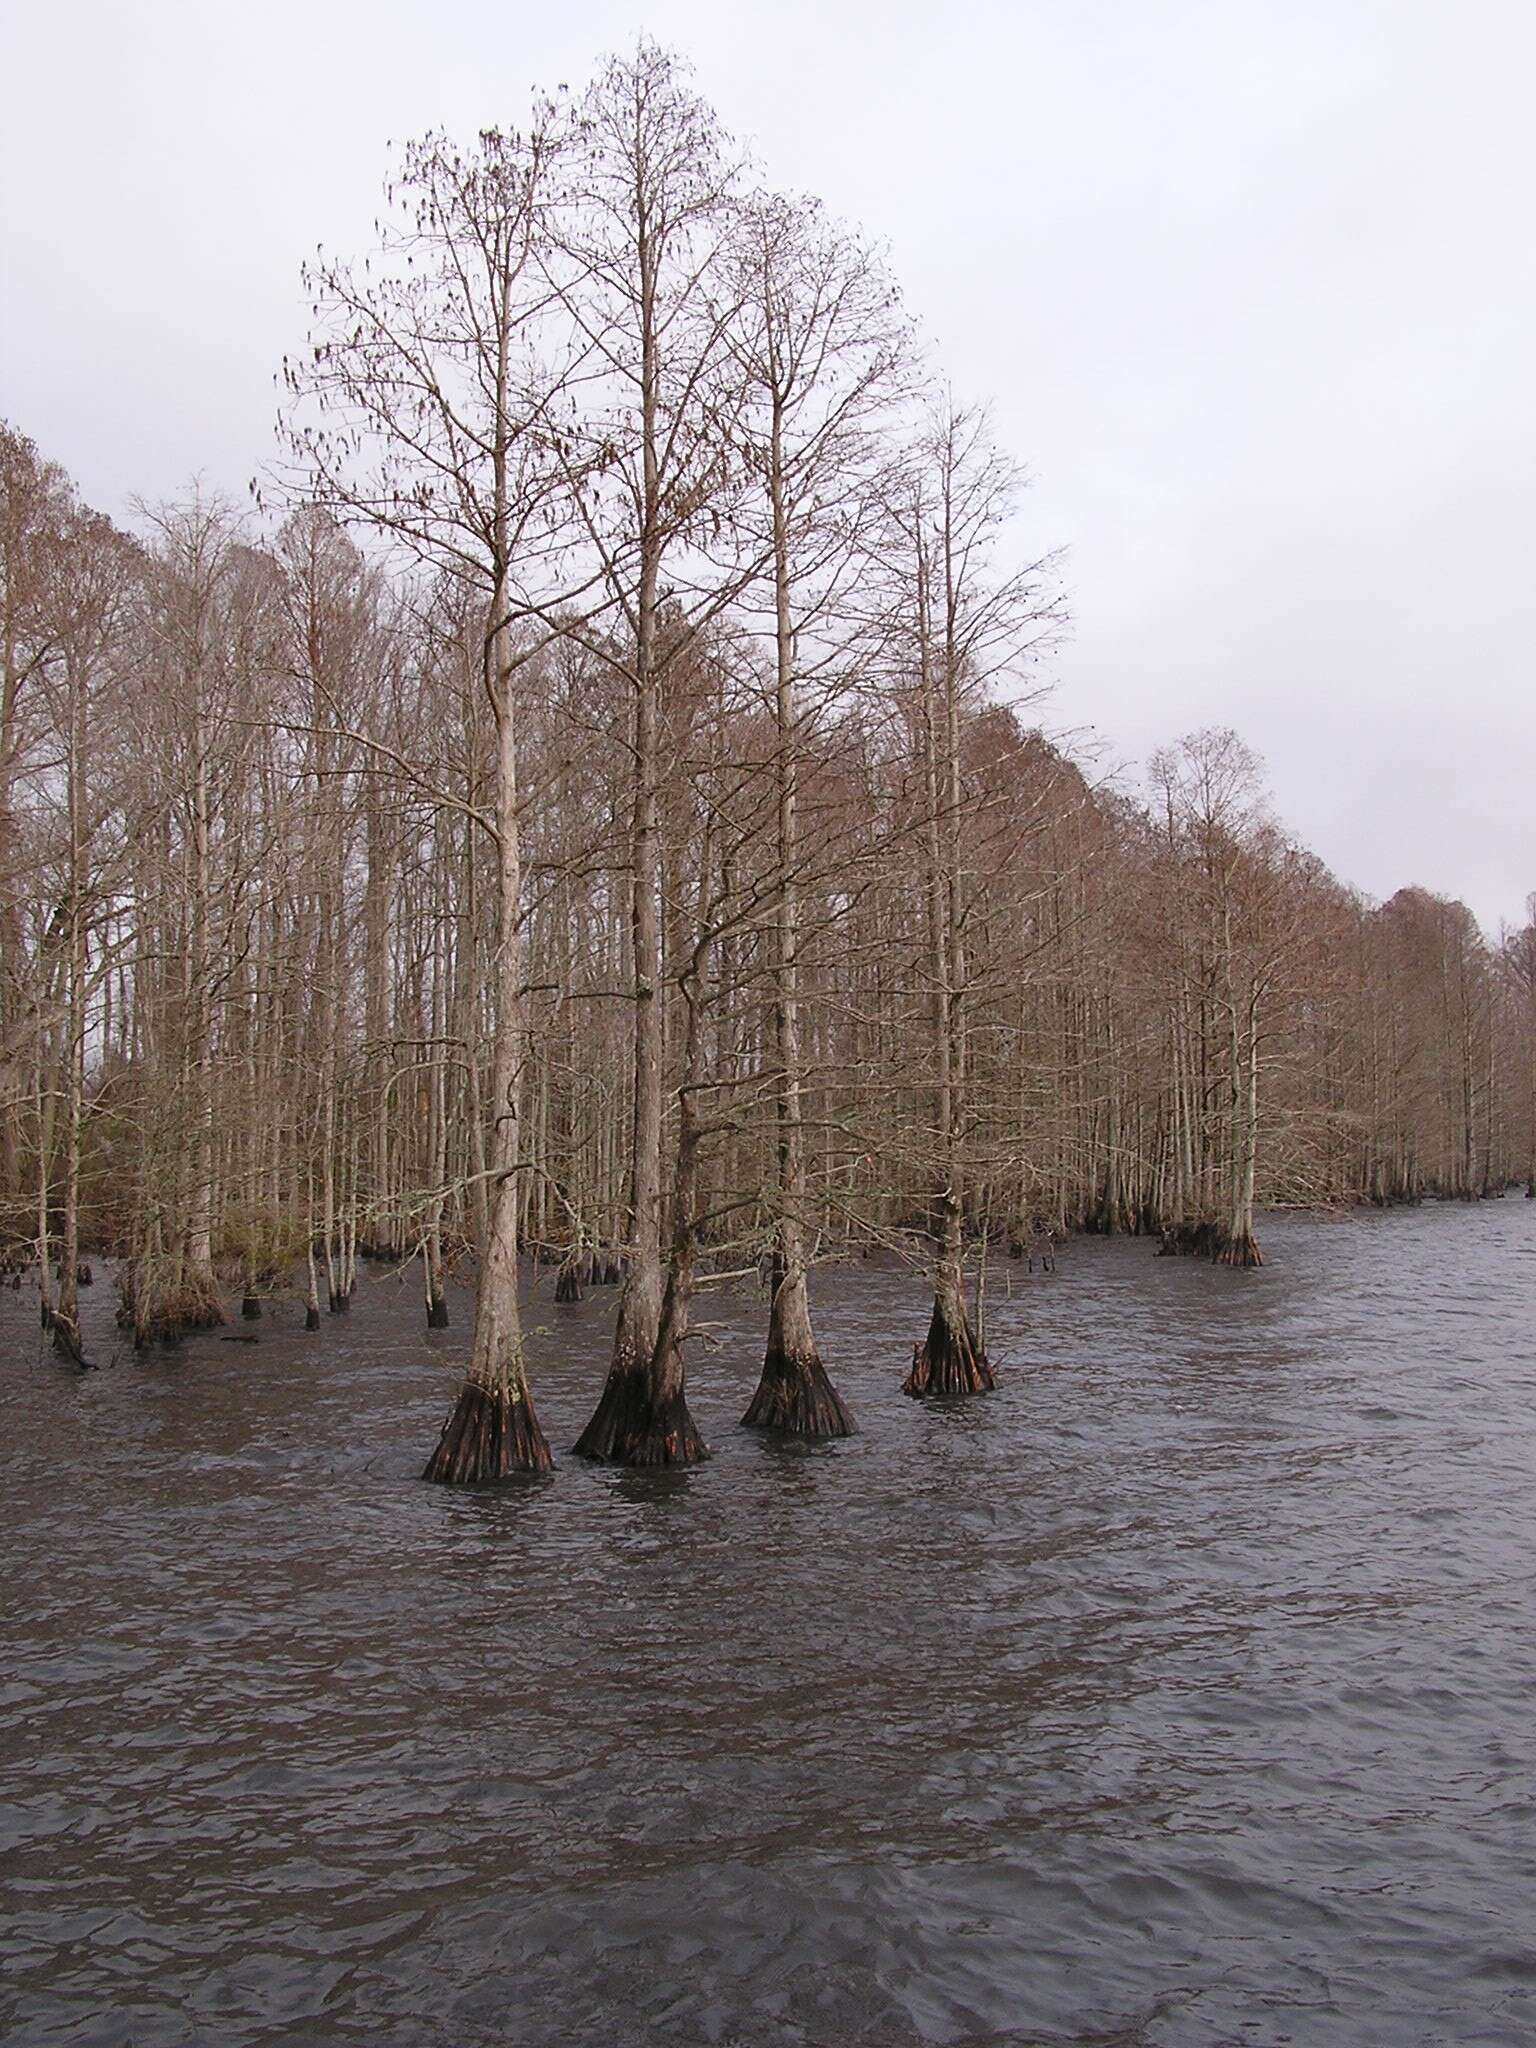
left=2, top=1203, right=1534, bottom=2047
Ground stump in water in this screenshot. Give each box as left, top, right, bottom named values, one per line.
left=241, top=1295, right=262, bottom=1320
left=902, top=1291, right=995, bottom=1398
left=553, top=1260, right=583, bottom=1305
left=76, top=1263, right=94, bottom=1287
left=423, top=1379, right=551, bottom=1482
left=426, top=1292, right=450, bottom=1329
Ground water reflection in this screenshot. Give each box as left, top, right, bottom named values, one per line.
left=433, top=1471, right=559, bottom=1534
left=602, top=1465, right=704, bottom=1510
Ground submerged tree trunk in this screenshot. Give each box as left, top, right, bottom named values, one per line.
left=743, top=400, right=851, bottom=1438
left=570, top=669, right=674, bottom=1455
left=179, top=716, right=224, bottom=1330
left=901, top=481, right=992, bottom=1399
left=423, top=840, right=451, bottom=1329
left=423, top=1242, right=450, bottom=1326
left=553, top=1249, right=583, bottom=1304
left=303, top=1207, right=321, bottom=1331
left=1218, top=991, right=1263, bottom=1267
left=903, top=1263, right=994, bottom=1397
left=52, top=653, right=85, bottom=1363
left=424, top=527, right=550, bottom=1478
left=746, top=1262, right=853, bottom=1433
left=572, top=194, right=699, bottom=1464
left=34, top=1040, right=53, bottom=1332
left=578, top=842, right=709, bottom=1466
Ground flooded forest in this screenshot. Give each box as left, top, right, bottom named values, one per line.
left=3, top=46, right=1534, bottom=1472
left=7, top=33, right=1536, bottom=2048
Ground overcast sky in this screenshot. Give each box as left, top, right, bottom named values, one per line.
left=3, top=0, right=1531, bottom=932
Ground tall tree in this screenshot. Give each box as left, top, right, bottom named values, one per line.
left=895, top=403, right=1059, bottom=1394
left=287, top=115, right=579, bottom=1476
left=726, top=189, right=907, bottom=1436
left=556, top=41, right=753, bottom=1464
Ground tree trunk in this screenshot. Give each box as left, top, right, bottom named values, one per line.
left=901, top=508, right=991, bottom=1397
left=573, top=214, right=684, bottom=1464
left=743, top=401, right=851, bottom=1437
left=424, top=316, right=550, bottom=1480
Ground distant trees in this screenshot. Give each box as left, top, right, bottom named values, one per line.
left=1, top=427, right=74, bottom=1269
left=1502, top=902, right=1536, bottom=1197
left=1146, top=730, right=1304, bottom=1266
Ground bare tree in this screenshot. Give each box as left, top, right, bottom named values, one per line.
left=286, top=114, right=581, bottom=1476
left=553, top=41, right=755, bottom=1464
left=892, top=402, right=1060, bottom=1393
left=725, top=189, right=910, bottom=1435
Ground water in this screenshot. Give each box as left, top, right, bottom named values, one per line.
left=3, top=1203, right=1534, bottom=2046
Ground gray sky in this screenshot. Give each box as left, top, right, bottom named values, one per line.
left=3, top=0, right=1531, bottom=933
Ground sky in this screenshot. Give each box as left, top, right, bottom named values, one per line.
left=3, top=0, right=1531, bottom=933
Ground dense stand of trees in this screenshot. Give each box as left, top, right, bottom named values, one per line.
left=3, top=44, right=1531, bottom=1469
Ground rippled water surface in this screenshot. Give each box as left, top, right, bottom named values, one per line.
left=4, top=1203, right=1535, bottom=2046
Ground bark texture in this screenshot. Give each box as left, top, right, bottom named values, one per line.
left=743, top=1268, right=853, bottom=1437
left=902, top=1282, right=995, bottom=1397
left=423, top=1381, right=552, bottom=1483
left=573, top=1258, right=705, bottom=1465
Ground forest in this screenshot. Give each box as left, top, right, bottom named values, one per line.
left=3, top=43, right=1533, bottom=1476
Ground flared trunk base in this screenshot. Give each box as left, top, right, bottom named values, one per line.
left=902, top=1294, right=995, bottom=1398
left=426, top=1295, right=450, bottom=1329
left=742, top=1348, right=854, bottom=1438
left=572, top=1364, right=707, bottom=1466
left=423, top=1380, right=552, bottom=1483
left=553, top=1264, right=583, bottom=1304
left=1216, top=1230, right=1264, bottom=1268
left=1159, top=1219, right=1263, bottom=1266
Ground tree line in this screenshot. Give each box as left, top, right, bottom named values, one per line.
left=3, top=42, right=1531, bottom=1473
